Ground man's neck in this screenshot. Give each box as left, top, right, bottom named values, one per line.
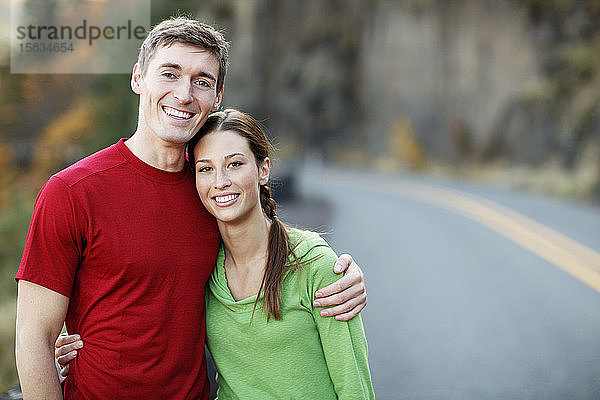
left=125, top=130, right=186, bottom=172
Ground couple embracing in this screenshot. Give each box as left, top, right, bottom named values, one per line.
left=16, top=17, right=374, bottom=399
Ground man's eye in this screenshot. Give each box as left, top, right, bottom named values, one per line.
left=229, top=162, right=243, bottom=168
left=198, top=166, right=212, bottom=173
left=162, top=72, right=176, bottom=79
left=194, top=80, right=210, bottom=88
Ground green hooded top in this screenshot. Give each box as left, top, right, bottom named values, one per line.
left=205, top=228, right=375, bottom=399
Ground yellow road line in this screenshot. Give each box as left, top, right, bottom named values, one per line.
left=323, top=170, right=600, bottom=294
left=388, top=182, right=600, bottom=294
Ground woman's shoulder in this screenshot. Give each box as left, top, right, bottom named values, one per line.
left=288, top=228, right=331, bottom=256
left=287, top=228, right=337, bottom=274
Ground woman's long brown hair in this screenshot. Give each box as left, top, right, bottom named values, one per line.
left=188, top=108, right=303, bottom=321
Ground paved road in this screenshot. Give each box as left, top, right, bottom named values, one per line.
left=281, top=164, right=600, bottom=400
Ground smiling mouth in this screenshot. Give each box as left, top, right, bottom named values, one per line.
left=214, top=194, right=239, bottom=205
left=162, top=105, right=195, bottom=120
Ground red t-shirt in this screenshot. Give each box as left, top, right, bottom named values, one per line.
left=16, top=139, right=220, bottom=399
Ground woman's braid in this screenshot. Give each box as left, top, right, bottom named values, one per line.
left=260, top=185, right=277, bottom=220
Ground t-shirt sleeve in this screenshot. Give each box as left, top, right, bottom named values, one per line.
left=16, top=175, right=84, bottom=297
left=304, top=240, right=375, bottom=399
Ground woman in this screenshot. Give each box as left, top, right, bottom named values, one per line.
left=57, top=109, right=375, bottom=399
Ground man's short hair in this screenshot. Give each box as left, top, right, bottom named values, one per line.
left=137, top=16, right=230, bottom=93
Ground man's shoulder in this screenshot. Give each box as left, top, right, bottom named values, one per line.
left=54, top=140, right=126, bottom=187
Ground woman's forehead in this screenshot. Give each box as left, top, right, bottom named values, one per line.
left=195, top=130, right=251, bottom=156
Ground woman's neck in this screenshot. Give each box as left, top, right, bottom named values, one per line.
left=218, top=209, right=271, bottom=272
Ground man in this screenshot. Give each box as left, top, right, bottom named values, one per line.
left=15, top=17, right=367, bottom=399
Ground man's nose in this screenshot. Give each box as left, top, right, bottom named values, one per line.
left=173, top=80, right=193, bottom=104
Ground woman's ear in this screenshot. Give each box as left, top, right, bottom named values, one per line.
left=259, top=157, right=271, bottom=186
left=131, top=63, right=143, bottom=95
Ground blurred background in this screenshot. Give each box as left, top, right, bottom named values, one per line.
left=2, top=0, right=600, bottom=398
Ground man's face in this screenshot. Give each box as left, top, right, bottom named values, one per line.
left=131, top=42, right=223, bottom=146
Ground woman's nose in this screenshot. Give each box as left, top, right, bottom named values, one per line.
left=214, top=169, right=231, bottom=189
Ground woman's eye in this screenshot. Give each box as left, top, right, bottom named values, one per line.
left=197, top=166, right=212, bottom=173
left=162, top=72, right=176, bottom=79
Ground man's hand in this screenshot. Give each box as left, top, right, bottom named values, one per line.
left=313, top=254, right=367, bottom=321
left=55, top=334, right=83, bottom=378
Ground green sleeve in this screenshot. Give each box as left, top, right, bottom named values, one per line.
left=306, top=244, right=375, bottom=399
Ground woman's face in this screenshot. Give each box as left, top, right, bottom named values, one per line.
left=193, top=130, right=270, bottom=224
